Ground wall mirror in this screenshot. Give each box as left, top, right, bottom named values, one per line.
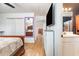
left=63, top=16, right=72, bottom=32
left=25, top=17, right=34, bottom=37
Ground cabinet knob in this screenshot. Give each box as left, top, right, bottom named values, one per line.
left=61, top=35, right=63, bottom=37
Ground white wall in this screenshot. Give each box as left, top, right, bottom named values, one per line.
left=0, top=13, right=34, bottom=35
left=54, top=3, right=63, bottom=56
left=47, top=3, right=63, bottom=56
left=34, top=16, right=46, bottom=40
left=43, top=3, right=63, bottom=56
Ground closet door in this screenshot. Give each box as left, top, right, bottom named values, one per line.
left=15, top=19, right=25, bottom=36
left=5, top=18, right=25, bottom=36
left=4, top=19, right=16, bottom=35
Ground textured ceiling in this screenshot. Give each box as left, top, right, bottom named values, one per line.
left=0, top=3, right=51, bottom=16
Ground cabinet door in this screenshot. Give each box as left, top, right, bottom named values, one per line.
left=15, top=19, right=25, bottom=35
left=44, top=31, right=53, bottom=56
left=74, top=38, right=79, bottom=56
left=62, top=43, right=74, bottom=56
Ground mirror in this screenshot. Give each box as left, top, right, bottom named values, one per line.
left=63, top=16, right=73, bottom=32
left=25, top=17, right=34, bottom=37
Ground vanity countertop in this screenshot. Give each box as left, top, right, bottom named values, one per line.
left=62, top=32, right=79, bottom=38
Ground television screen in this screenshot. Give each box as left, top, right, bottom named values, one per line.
left=46, top=3, right=54, bottom=26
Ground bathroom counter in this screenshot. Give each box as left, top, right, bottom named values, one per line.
left=62, top=32, right=79, bottom=38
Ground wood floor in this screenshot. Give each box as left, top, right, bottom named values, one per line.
left=23, top=34, right=46, bottom=56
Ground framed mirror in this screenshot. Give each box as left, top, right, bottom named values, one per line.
left=25, top=17, right=34, bottom=37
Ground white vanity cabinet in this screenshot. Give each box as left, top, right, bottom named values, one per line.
left=62, top=36, right=79, bottom=56
left=74, top=38, right=79, bottom=55
left=62, top=37, right=75, bottom=56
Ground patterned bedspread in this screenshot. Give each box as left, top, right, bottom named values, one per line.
left=0, top=37, right=23, bottom=56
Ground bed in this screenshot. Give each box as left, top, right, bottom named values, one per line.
left=0, top=36, right=25, bottom=56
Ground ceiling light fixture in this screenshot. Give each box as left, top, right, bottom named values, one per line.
left=64, top=8, right=67, bottom=11
left=68, top=8, right=72, bottom=11
left=63, top=8, right=72, bottom=12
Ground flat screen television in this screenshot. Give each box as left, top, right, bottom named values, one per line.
left=46, top=3, right=54, bottom=26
